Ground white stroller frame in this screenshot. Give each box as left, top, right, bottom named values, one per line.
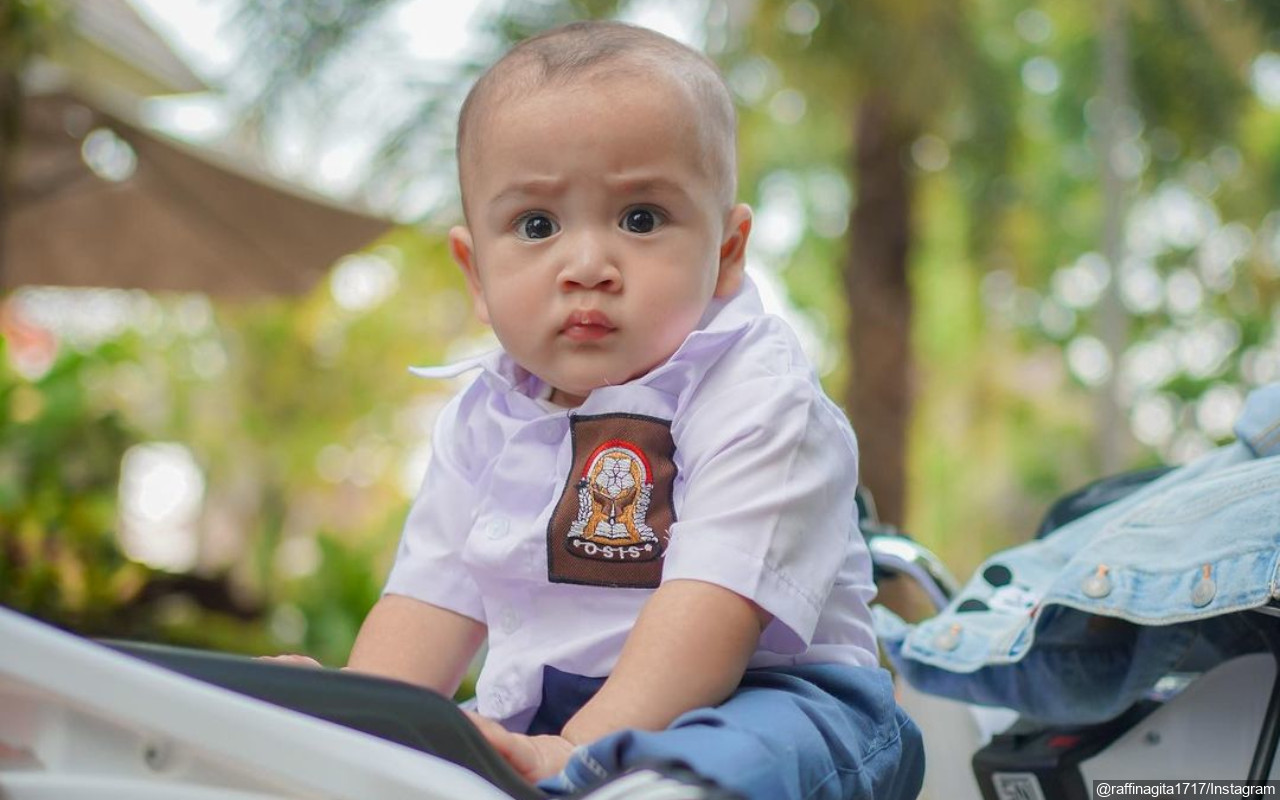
left=0, top=604, right=515, bottom=800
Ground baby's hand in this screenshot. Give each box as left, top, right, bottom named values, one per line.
left=258, top=654, right=324, bottom=668
left=464, top=710, right=576, bottom=783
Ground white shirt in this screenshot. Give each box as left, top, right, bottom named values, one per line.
left=385, top=278, right=878, bottom=730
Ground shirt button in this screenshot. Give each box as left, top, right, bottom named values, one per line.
left=1082, top=566, right=1112, bottom=599
left=499, top=606, right=521, bottom=634
left=485, top=517, right=509, bottom=540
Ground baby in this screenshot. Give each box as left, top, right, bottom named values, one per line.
left=316, top=20, right=920, bottom=800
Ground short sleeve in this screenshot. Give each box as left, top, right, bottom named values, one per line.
left=382, top=394, right=486, bottom=623
left=661, top=375, right=859, bottom=653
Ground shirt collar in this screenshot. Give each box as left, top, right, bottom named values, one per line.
left=409, top=274, right=765, bottom=397
left=408, top=348, right=532, bottom=396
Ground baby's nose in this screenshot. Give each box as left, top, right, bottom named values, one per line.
left=558, top=231, right=621, bottom=290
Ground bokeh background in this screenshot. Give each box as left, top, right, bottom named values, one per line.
left=2, top=0, right=1278, bottom=666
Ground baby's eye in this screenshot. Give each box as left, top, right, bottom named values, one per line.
left=619, top=207, right=665, bottom=234
left=514, top=213, right=559, bottom=241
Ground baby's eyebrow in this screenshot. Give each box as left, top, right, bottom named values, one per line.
left=604, top=174, right=692, bottom=201
left=490, top=177, right=568, bottom=206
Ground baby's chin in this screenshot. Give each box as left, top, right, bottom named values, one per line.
left=580, top=364, right=666, bottom=394
left=549, top=378, right=618, bottom=405
left=542, top=350, right=681, bottom=404
left=548, top=373, right=642, bottom=406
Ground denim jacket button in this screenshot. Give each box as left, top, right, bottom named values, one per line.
left=1191, top=578, right=1217, bottom=607
left=1082, top=572, right=1112, bottom=599
left=933, top=625, right=962, bottom=652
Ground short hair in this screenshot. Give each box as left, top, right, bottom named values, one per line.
left=456, top=21, right=738, bottom=211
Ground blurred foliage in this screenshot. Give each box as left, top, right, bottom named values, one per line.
left=0, top=337, right=139, bottom=632
left=1, top=0, right=1278, bottom=670
left=0, top=0, right=66, bottom=72
left=1, top=229, right=483, bottom=671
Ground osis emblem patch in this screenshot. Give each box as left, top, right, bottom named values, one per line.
left=547, top=413, right=677, bottom=588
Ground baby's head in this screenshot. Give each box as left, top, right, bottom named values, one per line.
left=456, top=21, right=738, bottom=214
left=449, top=21, right=752, bottom=407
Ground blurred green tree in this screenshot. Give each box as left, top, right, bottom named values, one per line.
left=0, top=0, right=66, bottom=288
left=905, top=0, right=1280, bottom=571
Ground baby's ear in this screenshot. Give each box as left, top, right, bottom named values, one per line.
left=714, top=204, right=752, bottom=298
left=448, top=226, right=490, bottom=325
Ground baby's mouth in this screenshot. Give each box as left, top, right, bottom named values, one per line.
left=560, top=310, right=617, bottom=342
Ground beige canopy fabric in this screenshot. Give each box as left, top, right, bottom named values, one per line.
left=67, top=0, right=209, bottom=96
left=3, top=90, right=391, bottom=297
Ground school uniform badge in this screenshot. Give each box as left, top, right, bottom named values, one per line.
left=547, top=413, right=677, bottom=588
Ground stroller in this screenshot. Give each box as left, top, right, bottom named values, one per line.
left=866, top=381, right=1280, bottom=800
left=868, top=483, right=1280, bottom=800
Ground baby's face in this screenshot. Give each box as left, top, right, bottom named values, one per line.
left=450, top=73, right=750, bottom=407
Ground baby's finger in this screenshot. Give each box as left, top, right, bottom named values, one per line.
left=464, top=711, right=511, bottom=752
left=462, top=713, right=541, bottom=781
left=463, top=709, right=505, bottom=741
left=489, top=733, right=542, bottom=782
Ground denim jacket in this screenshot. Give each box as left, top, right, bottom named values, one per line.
left=876, top=382, right=1280, bottom=724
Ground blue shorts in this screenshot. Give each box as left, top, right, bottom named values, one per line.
left=530, top=663, right=923, bottom=800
